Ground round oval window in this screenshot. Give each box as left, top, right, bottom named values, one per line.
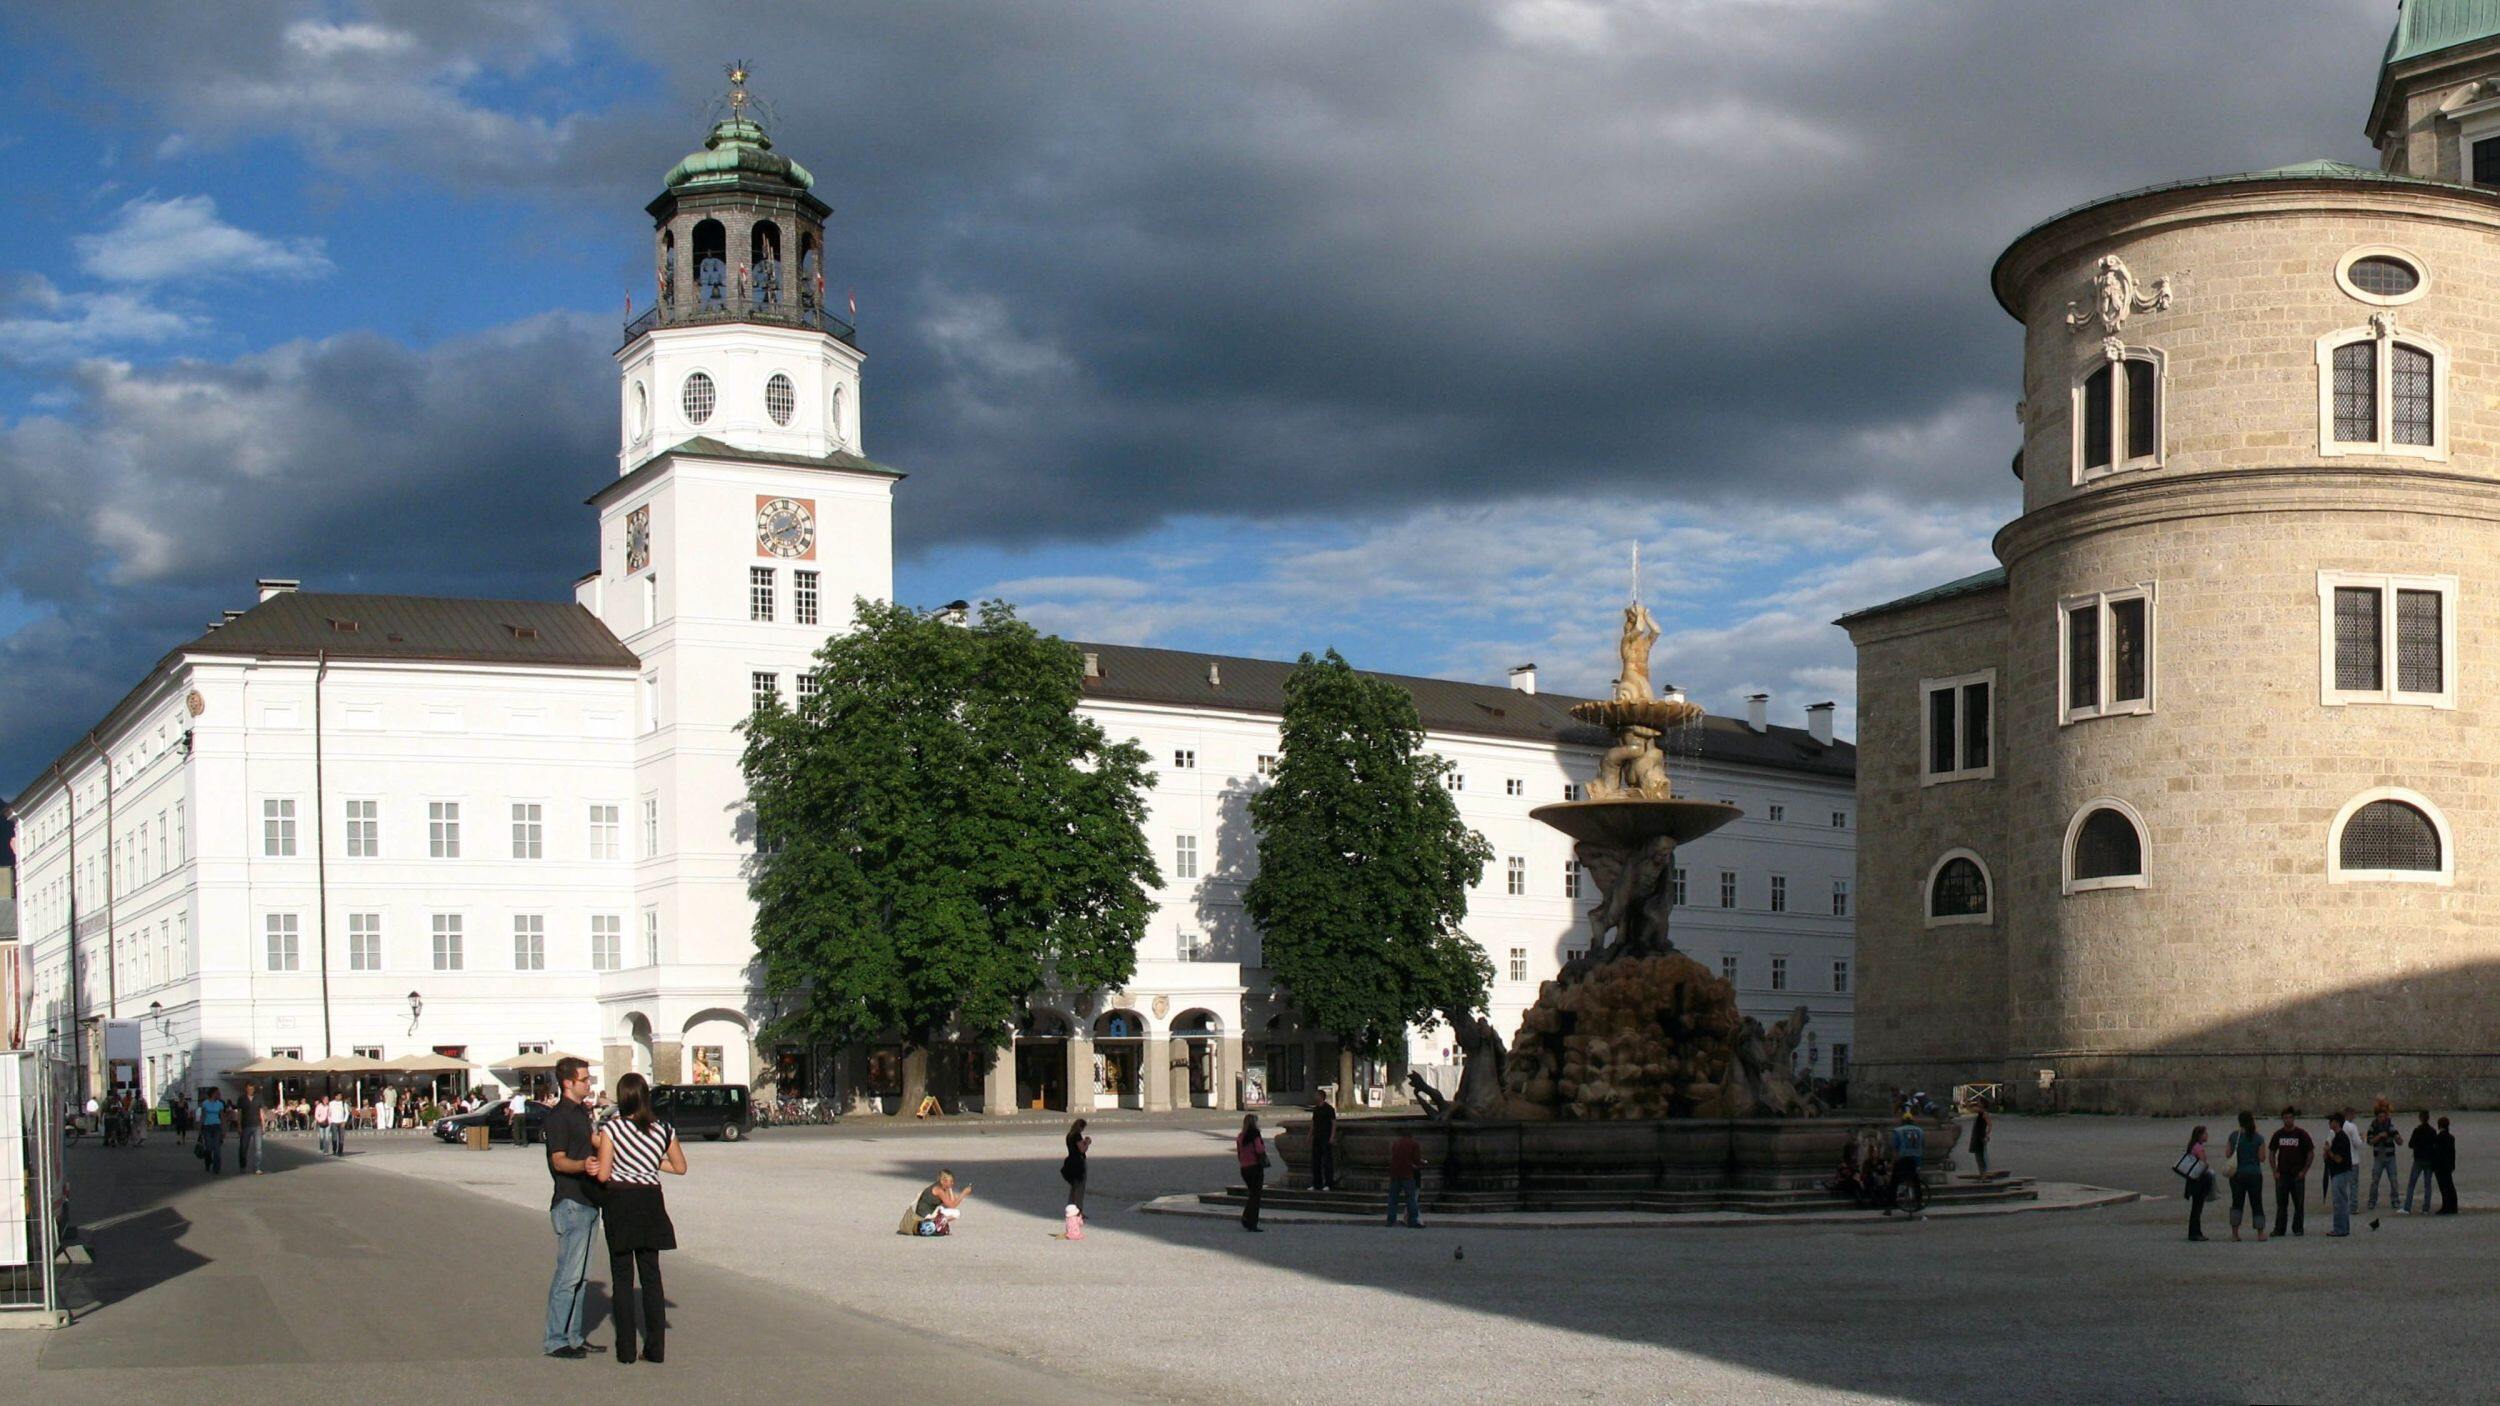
left=2346, top=255, right=2420, bottom=299
left=830, top=385, right=845, bottom=446
left=681, top=371, right=716, bottom=425
left=631, top=382, right=650, bottom=441
left=765, top=373, right=796, bottom=426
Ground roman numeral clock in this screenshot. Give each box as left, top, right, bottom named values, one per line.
left=757, top=495, right=816, bottom=559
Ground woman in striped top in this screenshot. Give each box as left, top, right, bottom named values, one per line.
left=592, top=1073, right=686, bottom=1364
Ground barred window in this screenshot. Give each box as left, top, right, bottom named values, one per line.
left=2320, top=325, right=2444, bottom=457
left=681, top=372, right=715, bottom=424
left=2070, top=807, right=2144, bottom=885
left=1929, top=856, right=1990, bottom=920
left=750, top=566, right=776, bottom=622
left=765, top=372, right=796, bottom=426
left=2339, top=800, right=2440, bottom=873
left=2393, top=343, right=2434, bottom=446
left=2332, top=340, right=2375, bottom=442
left=795, top=570, right=819, bottom=626
left=2324, top=574, right=2451, bottom=705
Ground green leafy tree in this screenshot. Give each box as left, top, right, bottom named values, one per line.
left=742, top=599, right=1159, bottom=1111
left=1243, top=649, right=1494, bottom=1098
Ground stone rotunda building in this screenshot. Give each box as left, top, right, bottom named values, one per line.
left=1842, top=3, right=2500, bottom=1113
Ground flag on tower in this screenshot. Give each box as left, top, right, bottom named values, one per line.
left=848, top=287, right=857, bottom=320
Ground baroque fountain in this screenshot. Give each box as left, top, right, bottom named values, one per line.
left=1266, top=584, right=1964, bottom=1210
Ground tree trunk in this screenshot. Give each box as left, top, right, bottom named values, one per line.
left=1337, top=1045, right=1358, bottom=1110
left=899, top=1045, right=930, bottom=1118
left=1385, top=1045, right=1410, bottom=1107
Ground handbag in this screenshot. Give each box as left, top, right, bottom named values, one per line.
left=2172, top=1151, right=2208, bottom=1181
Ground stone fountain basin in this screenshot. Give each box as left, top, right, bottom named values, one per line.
left=1569, top=698, right=1705, bottom=731
left=1529, top=798, right=1743, bottom=847
left=1277, top=1116, right=1961, bottom=1196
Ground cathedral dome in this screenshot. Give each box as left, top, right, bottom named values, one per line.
left=2385, top=0, right=2500, bottom=67
left=663, top=115, right=815, bottom=193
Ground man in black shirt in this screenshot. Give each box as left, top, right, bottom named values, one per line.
left=2266, top=1107, right=2314, bottom=1237
left=1309, top=1089, right=1338, bottom=1192
left=541, top=1057, right=605, bottom=1359
left=2433, top=1116, right=2459, bottom=1215
left=2405, top=1111, right=2438, bottom=1214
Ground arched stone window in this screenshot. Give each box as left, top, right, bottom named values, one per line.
left=1924, top=849, right=1993, bottom=928
left=2072, top=346, right=2164, bottom=482
left=2329, top=788, right=2452, bottom=886
left=2063, top=798, right=2148, bottom=894
left=750, top=220, right=784, bottom=309
left=691, top=219, right=727, bottom=308
left=2316, top=321, right=2447, bottom=460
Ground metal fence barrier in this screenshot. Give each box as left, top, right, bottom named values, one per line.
left=0, top=1052, right=67, bottom=1327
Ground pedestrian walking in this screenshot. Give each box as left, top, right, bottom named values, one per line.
left=541, top=1056, right=607, bottom=1360
left=232, top=1087, right=260, bottom=1175
left=312, top=1092, right=332, bottom=1156
left=1385, top=1127, right=1425, bottom=1228
left=2224, top=1111, right=2267, bottom=1242
left=1968, top=1099, right=1993, bottom=1178
left=592, top=1073, right=683, bottom=1366
left=197, top=1086, right=226, bottom=1174
left=2403, top=1110, right=2437, bottom=1213
left=1060, top=1118, right=1090, bottom=1215
left=1235, top=1113, right=1269, bottom=1232
left=2365, top=1099, right=2401, bottom=1211
left=2322, top=1111, right=2357, bottom=1236
left=329, top=1094, right=350, bottom=1157
left=508, top=1089, right=529, bottom=1149
left=2266, top=1107, right=2313, bottom=1237
left=2178, top=1125, right=2214, bottom=1241
left=2433, top=1116, right=2459, bottom=1215
left=132, top=1094, right=150, bottom=1148
left=1308, top=1088, right=1339, bottom=1192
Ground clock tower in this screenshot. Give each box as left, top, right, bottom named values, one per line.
left=580, top=66, right=900, bottom=1080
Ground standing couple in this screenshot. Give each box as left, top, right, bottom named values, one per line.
left=544, top=1057, right=689, bottom=1364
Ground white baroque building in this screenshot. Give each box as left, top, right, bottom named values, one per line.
left=5, top=103, right=1856, bottom=1114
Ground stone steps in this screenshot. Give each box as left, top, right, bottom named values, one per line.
left=1200, top=1177, right=2039, bottom=1216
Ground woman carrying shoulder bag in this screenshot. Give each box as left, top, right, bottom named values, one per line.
left=1235, top=1114, right=1269, bottom=1233
left=593, top=1073, right=686, bottom=1365
left=2177, top=1124, right=2214, bottom=1242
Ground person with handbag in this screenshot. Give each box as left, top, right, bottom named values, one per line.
left=1061, top=1118, right=1091, bottom=1215
left=1235, top=1113, right=1269, bottom=1232
left=2177, top=1124, right=2214, bottom=1242
left=2224, top=1111, right=2267, bottom=1242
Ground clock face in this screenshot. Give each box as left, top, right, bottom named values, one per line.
left=757, top=496, right=816, bottom=559
left=626, top=505, right=651, bottom=573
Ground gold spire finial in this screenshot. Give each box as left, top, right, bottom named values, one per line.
left=726, top=60, right=752, bottom=116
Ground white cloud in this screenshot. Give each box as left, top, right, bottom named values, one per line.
left=74, top=195, right=332, bottom=284
left=0, top=276, right=197, bottom=361
left=283, top=20, right=417, bottom=60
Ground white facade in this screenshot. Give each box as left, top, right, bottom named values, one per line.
left=6, top=112, right=1854, bottom=1111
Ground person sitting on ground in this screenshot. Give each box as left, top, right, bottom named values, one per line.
left=1827, top=1144, right=1864, bottom=1201
left=901, top=1169, right=972, bottom=1235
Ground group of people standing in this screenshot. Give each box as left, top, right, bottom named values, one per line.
left=541, top=1057, right=689, bottom=1364
left=2183, top=1102, right=2460, bottom=1241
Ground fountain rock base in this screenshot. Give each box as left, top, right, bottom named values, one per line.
left=1498, top=953, right=1748, bottom=1120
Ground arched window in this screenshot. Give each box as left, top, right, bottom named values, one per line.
left=764, top=373, right=795, bottom=426
left=1924, top=850, right=1993, bottom=928
left=692, top=219, right=727, bottom=308
left=830, top=383, right=847, bottom=448
left=751, top=220, right=784, bottom=310
left=2317, top=322, right=2446, bottom=460
left=2329, top=789, right=2452, bottom=885
left=2073, top=346, right=2162, bottom=482
left=799, top=232, right=822, bottom=312
left=2063, top=799, right=2148, bottom=894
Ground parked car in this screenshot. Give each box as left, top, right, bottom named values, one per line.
left=650, top=1083, right=753, bottom=1142
left=432, top=1100, right=549, bottom=1145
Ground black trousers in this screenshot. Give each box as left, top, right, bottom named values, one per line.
left=1065, top=1177, right=1086, bottom=1214
left=1241, top=1165, right=1264, bottom=1227
left=2437, top=1168, right=2458, bottom=1213
left=2186, top=1178, right=2210, bottom=1238
left=234, top=1131, right=258, bottom=1174
left=2273, top=1174, right=2305, bottom=1234
left=1311, top=1140, right=1336, bottom=1191
left=609, top=1249, right=665, bottom=1361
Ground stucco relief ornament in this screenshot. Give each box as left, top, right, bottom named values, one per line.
left=2371, top=310, right=2399, bottom=338
left=2066, top=254, right=2175, bottom=334
left=1151, top=994, right=1169, bottom=1019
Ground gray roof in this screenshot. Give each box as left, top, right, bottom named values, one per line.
left=188, top=592, right=639, bottom=669
left=590, top=436, right=904, bottom=507
left=1834, top=567, right=2008, bottom=628
left=1072, top=641, right=1853, bottom=779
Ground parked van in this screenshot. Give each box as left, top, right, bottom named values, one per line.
left=651, top=1083, right=754, bottom=1141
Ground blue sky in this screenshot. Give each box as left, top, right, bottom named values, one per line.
left=0, top=1, right=2397, bottom=793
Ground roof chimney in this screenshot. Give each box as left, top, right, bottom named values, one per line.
left=1508, top=663, right=1537, bottom=695
left=1082, top=651, right=1102, bottom=680
left=257, top=578, right=300, bottom=602
left=1207, top=662, right=1222, bottom=688
left=1745, top=693, right=1769, bottom=733
left=222, top=610, right=244, bottom=623
left=1806, top=700, right=1835, bottom=747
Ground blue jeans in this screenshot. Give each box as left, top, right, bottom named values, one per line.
left=1386, top=1178, right=1421, bottom=1227
left=2406, top=1160, right=2435, bottom=1211
left=545, top=1199, right=601, bottom=1352
left=2367, top=1153, right=2398, bottom=1208
left=2329, top=1169, right=2357, bottom=1234
left=200, top=1125, right=223, bottom=1174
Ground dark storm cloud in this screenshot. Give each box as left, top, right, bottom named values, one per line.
left=0, top=1, right=2398, bottom=789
